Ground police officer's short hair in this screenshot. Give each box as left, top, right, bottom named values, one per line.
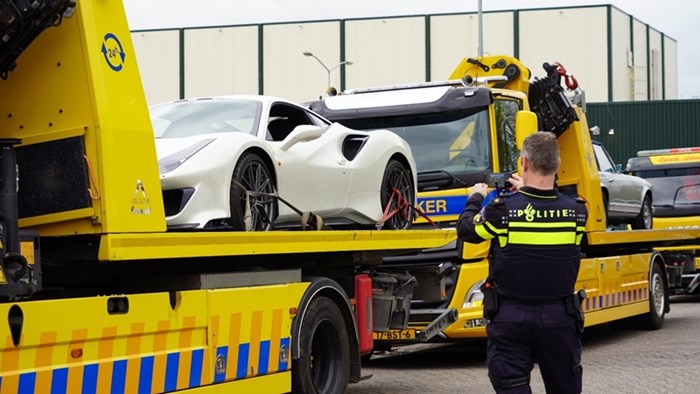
left=521, top=131, right=559, bottom=175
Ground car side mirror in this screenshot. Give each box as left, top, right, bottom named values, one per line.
left=279, top=125, right=324, bottom=151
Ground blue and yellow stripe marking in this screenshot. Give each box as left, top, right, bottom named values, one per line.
left=417, top=195, right=468, bottom=217
left=3, top=341, right=289, bottom=394
left=583, top=287, right=648, bottom=312
left=0, top=309, right=292, bottom=394
left=138, top=356, right=154, bottom=394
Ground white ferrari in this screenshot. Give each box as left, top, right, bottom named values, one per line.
left=150, top=95, right=417, bottom=231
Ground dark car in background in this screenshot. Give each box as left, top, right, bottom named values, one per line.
left=626, top=147, right=700, bottom=229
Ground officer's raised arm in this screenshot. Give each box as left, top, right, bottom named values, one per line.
left=456, top=182, right=506, bottom=244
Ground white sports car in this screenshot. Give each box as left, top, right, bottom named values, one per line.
left=151, top=95, right=417, bottom=231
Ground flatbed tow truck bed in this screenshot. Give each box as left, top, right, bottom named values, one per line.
left=98, top=229, right=457, bottom=261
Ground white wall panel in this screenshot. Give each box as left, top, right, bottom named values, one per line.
left=664, top=37, right=678, bottom=99
left=648, top=29, right=663, bottom=100
left=184, top=26, right=258, bottom=98
left=632, top=19, right=648, bottom=100
left=345, top=17, right=425, bottom=89
left=131, top=7, right=676, bottom=105
left=131, top=30, right=180, bottom=105
left=611, top=8, right=632, bottom=101
left=430, top=12, right=514, bottom=81
left=264, top=21, right=340, bottom=103
left=519, top=7, right=608, bottom=102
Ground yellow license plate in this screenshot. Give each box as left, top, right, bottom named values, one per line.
left=373, top=329, right=416, bottom=340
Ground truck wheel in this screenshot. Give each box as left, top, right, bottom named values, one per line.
left=292, top=296, right=350, bottom=394
left=229, top=152, right=277, bottom=231
left=634, top=263, right=666, bottom=330
left=630, top=195, right=653, bottom=230
left=380, top=160, right=414, bottom=229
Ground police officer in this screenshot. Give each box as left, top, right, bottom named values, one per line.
left=457, top=131, right=587, bottom=394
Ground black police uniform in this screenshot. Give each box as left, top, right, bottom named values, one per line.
left=457, top=186, right=588, bottom=394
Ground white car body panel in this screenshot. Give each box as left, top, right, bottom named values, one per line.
left=270, top=123, right=414, bottom=224
left=158, top=132, right=275, bottom=227
left=152, top=95, right=417, bottom=229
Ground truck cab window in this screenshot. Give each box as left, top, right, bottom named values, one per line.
left=340, top=108, right=492, bottom=175
left=494, top=99, right=520, bottom=173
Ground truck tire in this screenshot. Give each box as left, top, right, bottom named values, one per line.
left=634, top=263, right=666, bottom=330
left=292, top=296, right=350, bottom=394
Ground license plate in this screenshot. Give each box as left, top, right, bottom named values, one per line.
left=373, top=329, right=416, bottom=340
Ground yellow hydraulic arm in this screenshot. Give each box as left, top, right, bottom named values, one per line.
left=0, top=0, right=165, bottom=237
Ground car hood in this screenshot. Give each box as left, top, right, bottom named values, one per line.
left=155, top=133, right=253, bottom=159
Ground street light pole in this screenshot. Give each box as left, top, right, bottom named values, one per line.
left=303, top=51, right=353, bottom=90
left=477, top=0, right=483, bottom=57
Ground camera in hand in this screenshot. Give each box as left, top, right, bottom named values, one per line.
left=487, top=172, right=513, bottom=192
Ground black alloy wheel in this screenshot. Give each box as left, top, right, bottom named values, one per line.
left=380, top=160, right=415, bottom=230
left=229, top=152, right=277, bottom=231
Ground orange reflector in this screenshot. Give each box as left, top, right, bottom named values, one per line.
left=289, top=307, right=298, bottom=316
left=71, top=349, right=83, bottom=358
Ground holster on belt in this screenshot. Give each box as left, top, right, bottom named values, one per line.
left=480, top=278, right=499, bottom=321
left=565, top=289, right=587, bottom=333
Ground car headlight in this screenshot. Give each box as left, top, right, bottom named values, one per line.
left=158, top=138, right=215, bottom=174
left=462, top=279, right=485, bottom=309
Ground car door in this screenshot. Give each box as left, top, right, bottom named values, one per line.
left=593, top=143, right=636, bottom=216
left=265, top=102, right=351, bottom=218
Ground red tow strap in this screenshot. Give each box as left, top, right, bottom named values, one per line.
left=376, top=188, right=438, bottom=230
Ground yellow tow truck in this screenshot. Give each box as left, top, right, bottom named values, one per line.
left=309, top=54, right=700, bottom=346
left=0, top=2, right=457, bottom=393
left=626, top=147, right=700, bottom=294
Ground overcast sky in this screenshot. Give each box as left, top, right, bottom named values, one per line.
left=122, top=0, right=699, bottom=98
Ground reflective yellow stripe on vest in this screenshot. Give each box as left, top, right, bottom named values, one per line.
left=509, top=221, right=576, bottom=229
left=508, top=231, right=577, bottom=245
left=507, top=221, right=577, bottom=245
left=475, top=221, right=505, bottom=240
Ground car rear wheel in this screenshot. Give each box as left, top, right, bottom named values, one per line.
left=380, top=160, right=414, bottom=230
left=229, top=152, right=277, bottom=231
left=630, top=194, right=653, bottom=230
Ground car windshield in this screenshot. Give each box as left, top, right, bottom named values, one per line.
left=633, top=167, right=700, bottom=216
left=592, top=144, right=615, bottom=172
left=150, top=100, right=262, bottom=138
left=340, top=108, right=491, bottom=173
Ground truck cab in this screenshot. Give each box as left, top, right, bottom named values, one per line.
left=308, top=55, right=699, bottom=345
left=626, top=147, right=700, bottom=230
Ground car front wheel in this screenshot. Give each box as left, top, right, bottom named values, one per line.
left=229, top=152, right=277, bottom=231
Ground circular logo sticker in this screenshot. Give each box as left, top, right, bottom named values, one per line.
left=102, top=33, right=126, bottom=72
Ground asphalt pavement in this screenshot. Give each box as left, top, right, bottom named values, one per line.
left=347, top=295, right=700, bottom=393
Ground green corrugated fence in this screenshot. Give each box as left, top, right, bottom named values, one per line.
left=585, top=99, right=700, bottom=167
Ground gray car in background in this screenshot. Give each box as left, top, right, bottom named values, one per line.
left=592, top=141, right=653, bottom=229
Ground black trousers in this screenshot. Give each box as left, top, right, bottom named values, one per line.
left=485, top=302, right=582, bottom=393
